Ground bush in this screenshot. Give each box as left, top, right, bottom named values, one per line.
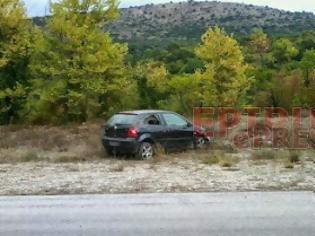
left=284, top=162, right=294, bottom=169
left=202, top=152, right=220, bottom=165
left=202, top=151, right=240, bottom=167
left=289, top=151, right=300, bottom=163
left=21, top=151, right=40, bottom=162
left=251, top=150, right=276, bottom=160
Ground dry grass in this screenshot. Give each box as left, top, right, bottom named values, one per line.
left=0, top=122, right=312, bottom=166
left=251, top=149, right=302, bottom=160
left=282, top=151, right=302, bottom=169
left=202, top=154, right=220, bottom=165
left=284, top=162, right=295, bottom=169
left=219, top=156, right=240, bottom=168
left=148, top=143, right=168, bottom=163
left=53, top=155, right=87, bottom=163
left=201, top=150, right=240, bottom=167
left=250, top=149, right=304, bottom=169
left=0, top=123, right=105, bottom=163
left=251, top=150, right=276, bottom=160
left=110, top=163, right=125, bottom=172
left=20, top=151, right=40, bottom=162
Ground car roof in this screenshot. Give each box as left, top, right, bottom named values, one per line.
left=118, top=110, right=172, bottom=115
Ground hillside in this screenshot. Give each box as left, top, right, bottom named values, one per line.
left=32, top=1, right=315, bottom=43
left=107, top=1, right=315, bottom=42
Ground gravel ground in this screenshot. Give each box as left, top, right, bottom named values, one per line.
left=0, top=154, right=314, bottom=195
left=1, top=124, right=314, bottom=195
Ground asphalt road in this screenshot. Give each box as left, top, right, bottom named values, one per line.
left=0, top=192, right=314, bottom=236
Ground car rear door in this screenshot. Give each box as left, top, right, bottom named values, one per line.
left=160, top=113, right=194, bottom=149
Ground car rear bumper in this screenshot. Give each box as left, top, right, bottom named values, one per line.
left=102, top=137, right=140, bottom=154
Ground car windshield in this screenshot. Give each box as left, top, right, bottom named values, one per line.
left=107, top=114, right=137, bottom=126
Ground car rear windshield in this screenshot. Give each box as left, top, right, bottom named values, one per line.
left=107, top=114, right=137, bottom=126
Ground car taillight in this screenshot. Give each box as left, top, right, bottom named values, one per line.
left=127, top=128, right=138, bottom=138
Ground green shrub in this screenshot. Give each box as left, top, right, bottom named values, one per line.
left=284, top=162, right=294, bottom=169
left=21, top=151, right=40, bottom=162
left=202, top=151, right=240, bottom=167
left=289, top=151, right=300, bottom=163
left=202, top=153, right=220, bottom=165
left=251, top=150, right=276, bottom=160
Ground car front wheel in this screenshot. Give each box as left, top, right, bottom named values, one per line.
left=194, top=137, right=206, bottom=149
left=137, top=142, right=154, bottom=160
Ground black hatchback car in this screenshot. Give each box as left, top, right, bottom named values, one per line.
left=102, top=110, right=209, bottom=160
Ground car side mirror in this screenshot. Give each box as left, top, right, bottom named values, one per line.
left=187, top=122, right=193, bottom=127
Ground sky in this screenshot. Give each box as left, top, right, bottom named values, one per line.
left=24, top=0, right=315, bottom=17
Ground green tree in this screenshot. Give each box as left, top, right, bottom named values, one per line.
left=0, top=0, right=34, bottom=124
left=194, top=27, right=250, bottom=106
left=296, top=31, right=315, bottom=55
left=165, top=72, right=218, bottom=115
left=272, top=72, right=306, bottom=110
left=134, top=61, right=169, bottom=109
left=272, top=38, right=298, bottom=64
left=25, top=0, right=136, bottom=123
left=301, top=49, right=315, bottom=87
left=248, top=29, right=270, bottom=65
left=246, top=67, right=274, bottom=106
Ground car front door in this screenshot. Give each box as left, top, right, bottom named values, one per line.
left=141, top=114, right=170, bottom=148
left=160, top=113, right=194, bottom=150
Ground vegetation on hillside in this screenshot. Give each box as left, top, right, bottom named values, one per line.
left=1, top=0, right=315, bottom=125
left=106, top=1, right=315, bottom=42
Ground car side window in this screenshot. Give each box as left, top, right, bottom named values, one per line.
left=162, top=113, right=188, bottom=127
left=143, top=115, right=161, bottom=125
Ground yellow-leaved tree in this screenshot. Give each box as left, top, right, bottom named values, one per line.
left=194, top=27, right=250, bottom=107
left=25, top=0, right=136, bottom=123
left=0, top=0, right=34, bottom=124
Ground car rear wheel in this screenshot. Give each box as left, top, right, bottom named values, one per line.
left=137, top=142, right=154, bottom=160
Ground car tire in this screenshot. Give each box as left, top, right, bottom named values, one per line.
left=194, top=137, right=206, bottom=149
left=137, top=142, right=154, bottom=160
